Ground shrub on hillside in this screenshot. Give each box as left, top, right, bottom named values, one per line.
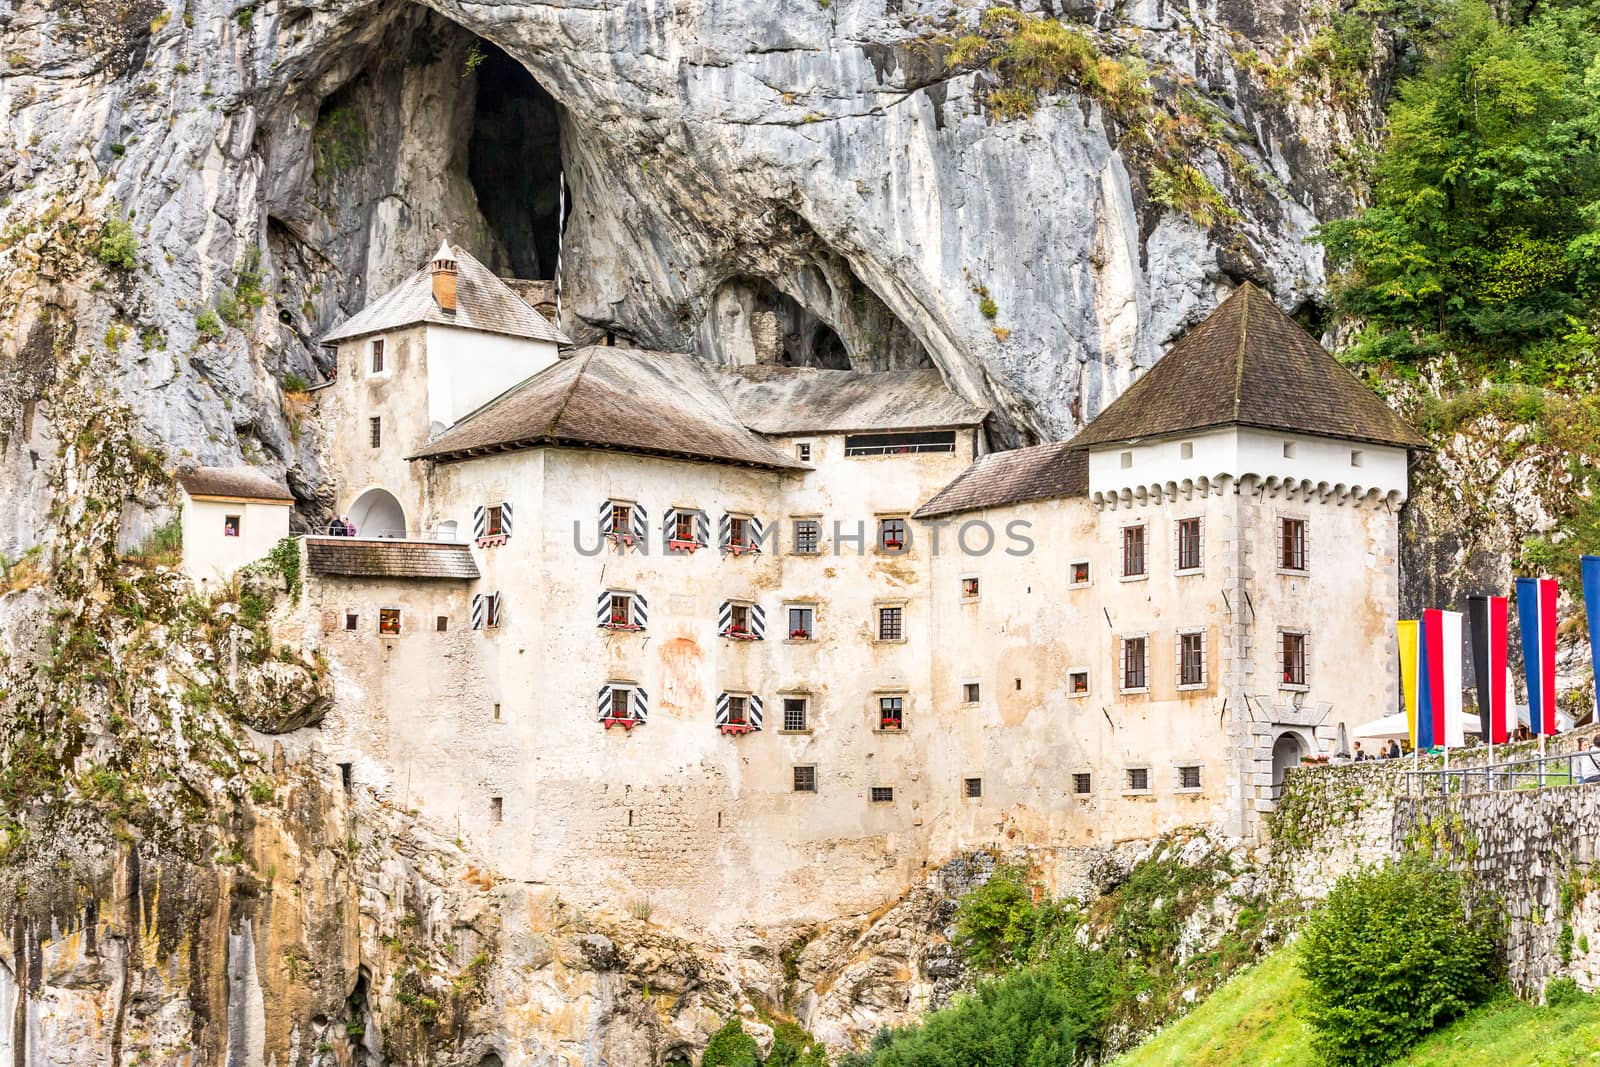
left=700, top=1018, right=761, bottom=1067
left=1298, top=857, right=1500, bottom=1066
left=953, top=863, right=1042, bottom=971
left=839, top=969, right=1087, bottom=1066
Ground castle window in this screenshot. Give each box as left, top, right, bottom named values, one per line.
left=1180, top=441, right=1194, bottom=459
left=792, top=518, right=821, bottom=555
left=786, top=605, right=814, bottom=641
left=1072, top=772, right=1092, bottom=795
left=721, top=513, right=765, bottom=554
left=1351, top=449, right=1364, bottom=468
left=223, top=514, right=241, bottom=537
left=663, top=507, right=706, bottom=552
left=1281, top=631, right=1308, bottom=689
left=436, top=615, right=448, bottom=632
left=719, top=599, right=765, bottom=639
left=1178, top=765, right=1202, bottom=790
left=1068, top=670, right=1089, bottom=696
left=782, top=697, right=809, bottom=732
left=486, top=505, right=505, bottom=536
left=870, top=786, right=894, bottom=803
left=1280, top=518, right=1307, bottom=572
left=961, top=576, right=980, bottom=600
left=1069, top=560, right=1091, bottom=587
left=1178, top=630, right=1207, bottom=688
left=796, top=442, right=812, bottom=462
left=1122, top=525, right=1146, bottom=578
left=369, top=416, right=382, bottom=449
left=492, top=702, right=502, bottom=721
left=844, top=430, right=955, bottom=456
left=599, top=590, right=647, bottom=631
left=964, top=777, right=983, bottom=799
left=1283, top=441, right=1296, bottom=458
left=343, top=610, right=359, bottom=631
left=1121, top=635, right=1148, bottom=692
left=489, top=796, right=502, bottom=823
left=1176, top=517, right=1203, bottom=573
left=1119, top=450, right=1133, bottom=469
left=371, top=338, right=385, bottom=373
left=878, top=517, right=907, bottom=552
left=598, top=682, right=647, bottom=729
left=963, top=682, right=980, bottom=703
left=1126, top=767, right=1151, bottom=793
left=471, top=592, right=502, bottom=630
left=793, top=765, right=817, bottom=793
left=378, top=608, right=401, bottom=635
left=878, top=696, right=904, bottom=731
left=877, top=605, right=904, bottom=641
left=612, top=502, right=632, bottom=534
left=726, top=695, right=748, bottom=725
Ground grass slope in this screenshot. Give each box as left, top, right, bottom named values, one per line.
left=1113, top=945, right=1600, bottom=1067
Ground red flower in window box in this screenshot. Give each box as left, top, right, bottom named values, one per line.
left=667, top=538, right=700, bottom=552
left=879, top=717, right=903, bottom=731
left=883, top=539, right=904, bottom=550
left=789, top=628, right=811, bottom=640
left=725, top=627, right=757, bottom=640
left=602, top=715, right=641, bottom=730
left=603, top=615, right=642, bottom=631
left=718, top=723, right=755, bottom=736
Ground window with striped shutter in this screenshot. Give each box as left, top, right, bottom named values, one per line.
left=664, top=508, right=709, bottom=552
left=715, top=692, right=764, bottom=735
left=598, top=682, right=647, bottom=729
left=474, top=502, right=514, bottom=546
left=597, top=590, right=647, bottom=630
left=719, top=600, right=764, bottom=640
left=472, top=593, right=502, bottom=630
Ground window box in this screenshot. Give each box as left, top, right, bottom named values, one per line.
left=725, top=540, right=761, bottom=556
left=475, top=533, right=508, bottom=549
left=789, top=629, right=812, bottom=640
left=602, top=618, right=643, bottom=632
left=718, top=722, right=756, bottom=737
left=607, top=532, right=639, bottom=549
left=667, top=538, right=701, bottom=553
left=601, top=715, right=642, bottom=731
left=724, top=627, right=759, bottom=641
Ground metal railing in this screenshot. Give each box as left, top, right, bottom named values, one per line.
left=1405, top=749, right=1600, bottom=796
left=305, top=527, right=465, bottom=543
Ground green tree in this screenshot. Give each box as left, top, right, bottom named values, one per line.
left=1298, top=857, right=1500, bottom=1066
left=1317, top=0, right=1600, bottom=370
left=701, top=1018, right=761, bottom=1067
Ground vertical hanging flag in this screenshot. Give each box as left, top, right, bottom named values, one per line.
left=1468, top=597, right=1512, bottom=743
left=1440, top=610, right=1465, bottom=747
left=1584, top=557, right=1600, bottom=721
left=1515, top=577, right=1560, bottom=736
left=1417, top=612, right=1436, bottom=749
left=1397, top=620, right=1420, bottom=747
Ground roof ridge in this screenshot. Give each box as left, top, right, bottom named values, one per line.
left=1233, top=287, right=1250, bottom=422
left=545, top=348, right=596, bottom=437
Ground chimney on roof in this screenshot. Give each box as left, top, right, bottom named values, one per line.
left=431, top=240, right=458, bottom=313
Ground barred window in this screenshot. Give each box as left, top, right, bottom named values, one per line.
left=1121, top=636, right=1148, bottom=691
left=1280, top=518, right=1307, bottom=571
left=1282, top=631, right=1308, bottom=687
left=1127, top=767, right=1150, bottom=791
left=1177, top=518, right=1203, bottom=571
left=793, top=765, right=816, bottom=793
left=793, top=519, right=821, bottom=554
left=1179, top=631, right=1207, bottom=687
left=371, top=338, right=384, bottom=373
left=1072, top=772, right=1092, bottom=795
left=782, top=698, right=808, bottom=732
left=1179, top=765, right=1202, bottom=789
left=1122, top=525, right=1146, bottom=577
left=869, top=786, right=894, bottom=803
left=369, top=416, right=382, bottom=449
left=878, top=606, right=904, bottom=641
left=963, top=777, right=983, bottom=798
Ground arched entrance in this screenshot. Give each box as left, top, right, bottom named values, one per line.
left=348, top=488, right=406, bottom=539
left=1271, top=733, right=1306, bottom=798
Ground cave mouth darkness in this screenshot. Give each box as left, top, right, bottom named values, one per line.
left=467, top=41, right=563, bottom=281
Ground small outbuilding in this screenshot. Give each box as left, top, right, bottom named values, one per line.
left=177, top=466, right=294, bottom=584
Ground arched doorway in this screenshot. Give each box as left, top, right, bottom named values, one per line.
left=1271, top=733, right=1305, bottom=798
left=348, top=488, right=406, bottom=539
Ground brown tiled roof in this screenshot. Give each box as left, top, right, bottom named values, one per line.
left=913, top=442, right=1087, bottom=519
left=320, top=243, right=568, bottom=346
left=408, top=347, right=807, bottom=470
left=304, top=538, right=480, bottom=580
left=176, top=466, right=294, bottom=502
left=718, top=366, right=988, bottom=434
left=1070, top=283, right=1426, bottom=450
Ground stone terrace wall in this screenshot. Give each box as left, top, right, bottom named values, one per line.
left=1395, top=788, right=1600, bottom=997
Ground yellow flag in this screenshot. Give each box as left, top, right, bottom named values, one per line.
left=1397, top=620, right=1419, bottom=747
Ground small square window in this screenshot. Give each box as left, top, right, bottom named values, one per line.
left=961, top=576, right=980, bottom=600
left=963, top=777, right=983, bottom=799
left=1283, top=441, right=1296, bottom=458
left=1069, top=560, right=1091, bottom=587
left=782, top=697, right=808, bottom=732
left=1351, top=449, right=1364, bottom=468
left=879, top=517, right=907, bottom=552
left=877, top=606, right=904, bottom=641
left=793, top=519, right=821, bottom=554
left=1072, top=772, right=1092, bottom=795
left=1069, top=670, right=1089, bottom=696
left=1120, top=450, right=1133, bottom=469
left=1180, top=441, right=1194, bottom=459
left=726, top=695, right=748, bottom=725
left=378, top=608, right=401, bottom=635
left=489, top=796, right=502, bottom=823
left=787, top=606, right=814, bottom=641
left=793, top=765, right=817, bottom=793
left=731, top=603, right=751, bottom=633
left=369, top=416, right=382, bottom=449
left=371, top=338, right=385, bottom=373
left=879, top=696, right=904, bottom=731
left=963, top=682, right=980, bottom=703
left=1127, top=767, right=1150, bottom=792
left=436, top=615, right=449, bottom=632
left=223, top=514, right=241, bottom=537
left=796, top=442, right=812, bottom=462
left=343, top=611, right=359, bottom=631
left=869, top=786, right=894, bottom=803
left=608, top=687, right=634, bottom=722
left=671, top=510, right=696, bottom=544
left=1179, top=765, right=1201, bottom=790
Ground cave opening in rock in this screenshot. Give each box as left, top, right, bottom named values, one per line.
left=706, top=276, right=853, bottom=369
left=467, top=41, right=563, bottom=281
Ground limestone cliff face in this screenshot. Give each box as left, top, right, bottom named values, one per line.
left=0, top=0, right=1403, bottom=1063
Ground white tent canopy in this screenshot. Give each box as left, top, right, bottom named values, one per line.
left=1350, top=710, right=1486, bottom=741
